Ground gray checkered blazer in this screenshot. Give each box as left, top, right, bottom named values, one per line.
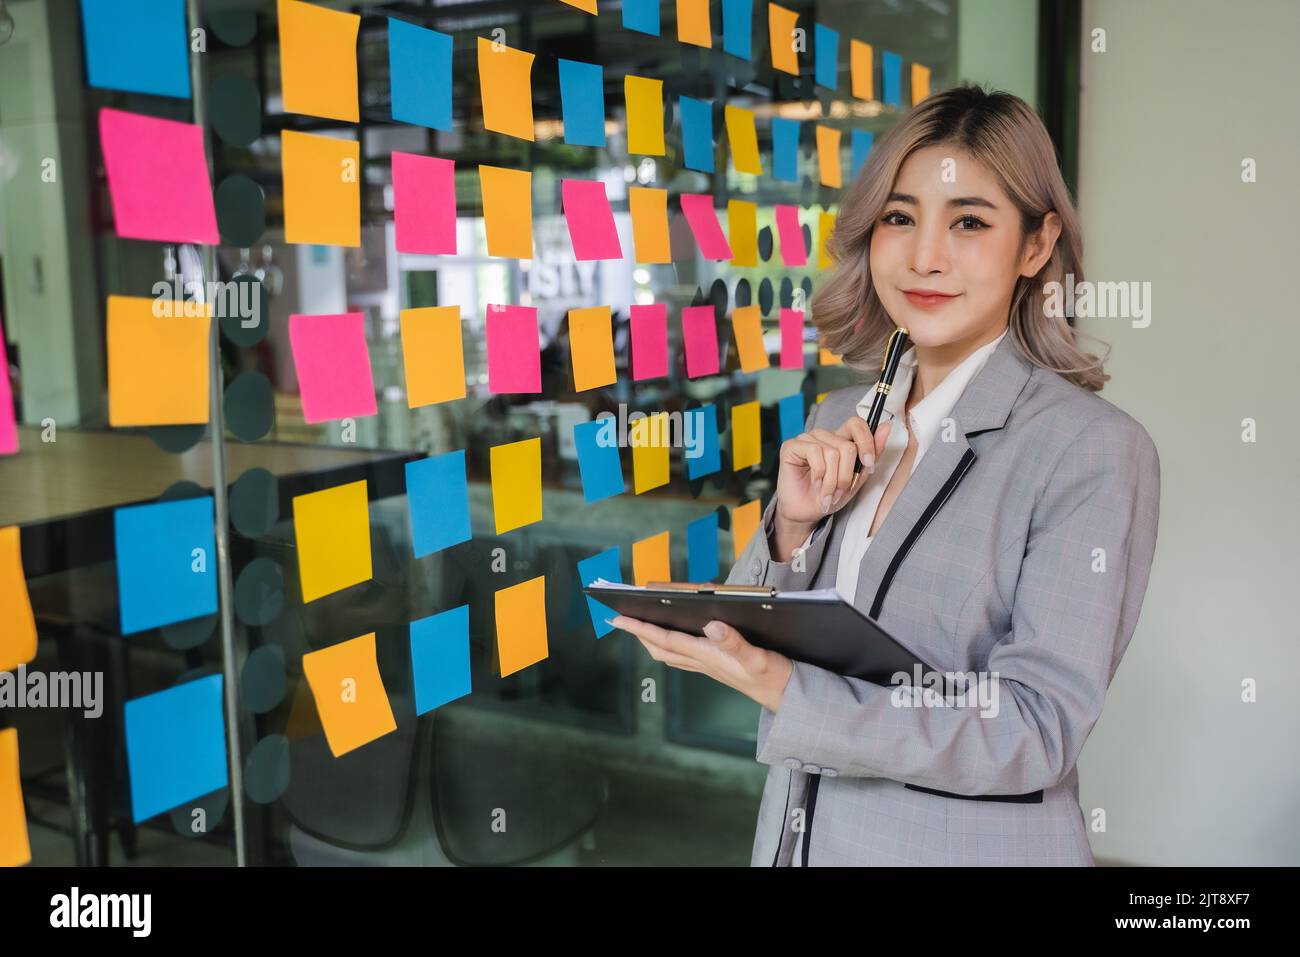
left=726, top=332, right=1161, bottom=866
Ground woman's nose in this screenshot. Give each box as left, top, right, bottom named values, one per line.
left=908, top=222, right=950, bottom=275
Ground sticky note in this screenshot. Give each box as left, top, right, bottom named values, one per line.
left=495, top=576, right=548, bottom=677
left=293, top=479, right=373, bottom=602
left=684, top=405, right=720, bottom=479
left=722, top=0, right=754, bottom=59
left=491, top=437, right=542, bottom=533
left=405, top=450, right=472, bottom=559
left=769, top=4, right=800, bottom=75
left=686, top=512, right=719, bottom=583
left=486, top=304, right=541, bottom=394
left=302, top=633, right=397, bottom=757
left=479, top=165, right=533, bottom=259
left=732, top=399, right=761, bottom=470
left=731, top=305, right=769, bottom=373
left=124, top=675, right=227, bottom=822
left=411, top=606, right=472, bottom=714
left=912, top=63, right=931, bottom=104
left=633, top=531, right=671, bottom=586
left=560, top=0, right=598, bottom=13
left=393, top=152, right=456, bottom=255
left=851, top=129, right=874, bottom=177
left=679, top=96, right=714, bottom=173
left=775, top=205, right=807, bottom=267
left=725, top=105, right=762, bottom=175
left=816, top=125, right=842, bottom=188
left=681, top=305, right=720, bottom=378
left=577, top=548, right=621, bottom=638
left=814, top=24, right=839, bottom=89
left=882, top=50, right=902, bottom=107
left=401, top=306, right=466, bottom=407
left=733, top=499, right=762, bottom=559
left=778, top=393, right=806, bottom=442
left=278, top=0, right=359, bottom=122
left=851, top=40, right=874, bottom=100
left=559, top=59, right=606, bottom=147
left=780, top=307, right=805, bottom=369
left=107, top=295, right=210, bottom=427
left=388, top=19, right=452, bottom=130
left=115, top=497, right=217, bottom=634
left=81, top=0, right=189, bottom=98
left=629, top=187, right=671, bottom=264
left=625, top=75, right=665, bottom=155
left=477, top=36, right=535, bottom=141
left=680, top=193, right=733, bottom=260
left=99, top=108, right=218, bottom=245
left=0, top=527, right=36, bottom=674
left=574, top=418, right=625, bottom=503
left=817, top=210, right=837, bottom=267
left=562, top=179, right=622, bottom=260
left=819, top=346, right=843, bottom=366
left=0, top=318, right=15, bottom=456
left=281, top=130, right=361, bottom=247
left=630, top=303, right=669, bottom=381
left=569, top=306, right=616, bottom=391
left=729, top=199, right=758, bottom=267
left=624, top=0, right=661, bottom=35
left=772, top=116, right=800, bottom=182
left=631, top=413, right=670, bottom=493
left=0, top=728, right=30, bottom=867
left=677, top=0, right=712, bottom=47
left=289, top=312, right=377, bottom=423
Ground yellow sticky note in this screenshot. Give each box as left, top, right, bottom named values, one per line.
left=732, top=400, right=761, bottom=470
left=401, top=306, right=465, bottom=408
left=569, top=306, right=616, bottom=392
left=817, top=209, right=837, bottom=268
left=725, top=105, right=762, bottom=175
left=819, top=346, right=843, bottom=366
left=731, top=305, right=769, bottom=373
left=477, top=36, right=535, bottom=141
left=301, top=633, right=397, bottom=757
left=282, top=130, right=360, bottom=247
left=629, top=187, right=671, bottom=264
left=732, top=499, right=762, bottom=561
left=479, top=165, right=533, bottom=259
left=677, top=0, right=712, bottom=48
left=293, top=479, right=372, bottom=602
left=278, top=0, right=359, bottom=122
left=495, top=575, right=548, bottom=677
left=633, top=531, right=671, bottom=586
left=625, top=75, right=665, bottom=156
left=816, top=391, right=828, bottom=403
left=769, top=4, right=800, bottom=75
left=728, top=199, right=758, bottom=267
left=851, top=40, right=874, bottom=100
left=0, top=528, right=36, bottom=675
left=816, top=125, right=842, bottom=188
left=631, top=412, right=670, bottom=494
left=491, top=437, right=542, bottom=533
left=0, top=728, right=31, bottom=867
left=912, top=63, right=931, bottom=105
left=106, top=295, right=211, bottom=427
left=561, top=0, right=598, bottom=12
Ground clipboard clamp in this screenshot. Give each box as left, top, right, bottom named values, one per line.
left=644, top=581, right=777, bottom=597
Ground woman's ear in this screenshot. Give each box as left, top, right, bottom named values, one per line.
left=1019, top=210, right=1063, bottom=278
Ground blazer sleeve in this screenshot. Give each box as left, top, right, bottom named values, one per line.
left=753, top=411, right=1162, bottom=794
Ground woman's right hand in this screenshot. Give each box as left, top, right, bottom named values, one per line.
left=774, top=416, right=893, bottom=528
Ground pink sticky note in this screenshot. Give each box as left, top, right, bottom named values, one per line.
left=780, top=308, right=805, bottom=370
left=0, top=316, right=17, bottom=455
left=774, top=205, right=808, bottom=267
left=681, top=305, right=720, bottom=378
left=486, top=304, right=541, bottom=393
left=289, top=313, right=379, bottom=424
left=393, top=152, right=457, bottom=254
left=629, top=303, right=668, bottom=381
left=561, top=179, right=622, bottom=260
left=679, top=193, right=733, bottom=260
left=99, top=108, right=219, bottom=245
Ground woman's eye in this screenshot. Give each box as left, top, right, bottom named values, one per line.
left=954, top=215, right=987, bottom=230
left=881, top=211, right=912, bottom=226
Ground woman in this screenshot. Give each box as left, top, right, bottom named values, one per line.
left=609, top=85, right=1161, bottom=866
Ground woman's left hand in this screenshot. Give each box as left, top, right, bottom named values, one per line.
left=608, top=615, right=794, bottom=712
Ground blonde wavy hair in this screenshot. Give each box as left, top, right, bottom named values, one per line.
left=812, top=85, right=1108, bottom=391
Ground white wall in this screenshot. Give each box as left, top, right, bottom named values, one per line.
left=1075, top=0, right=1300, bottom=865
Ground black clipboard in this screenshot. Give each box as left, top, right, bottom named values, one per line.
left=584, top=580, right=933, bottom=683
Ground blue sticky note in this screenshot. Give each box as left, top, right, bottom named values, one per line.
left=882, top=50, right=903, bottom=107
left=814, top=24, right=839, bottom=89
left=558, top=59, right=606, bottom=147
left=686, top=512, right=720, bottom=583
left=722, top=0, right=753, bottom=60
left=779, top=394, right=806, bottom=443
left=574, top=419, right=625, bottom=503
left=684, top=405, right=721, bottom=479
left=623, top=0, right=661, bottom=36
left=852, top=129, right=875, bottom=176
left=115, top=497, right=217, bottom=635
left=577, top=548, right=622, bottom=638
left=679, top=96, right=714, bottom=173
left=410, top=605, right=472, bottom=714
left=771, top=117, right=801, bottom=183
left=80, top=0, right=191, bottom=98
left=406, top=450, right=472, bottom=559
left=389, top=19, right=453, bottom=130
left=124, top=675, right=227, bottom=823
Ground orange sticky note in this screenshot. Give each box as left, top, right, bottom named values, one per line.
left=851, top=40, right=874, bottom=100
left=293, top=479, right=373, bottom=602
left=495, top=575, right=548, bottom=677
left=728, top=199, right=758, bottom=267
left=677, top=0, right=711, bottom=48
left=732, top=399, right=761, bottom=470
left=477, top=36, right=535, bottom=141
left=0, top=728, right=31, bottom=867
left=816, top=125, right=842, bottom=188
left=107, top=295, right=211, bottom=427
left=724, top=105, right=762, bottom=175
left=769, top=4, right=800, bottom=75
left=912, top=63, right=931, bottom=105
left=625, top=75, right=665, bottom=156
left=301, top=633, right=397, bottom=757
left=631, top=412, right=670, bottom=494
left=401, top=306, right=465, bottom=408
left=569, top=306, right=616, bottom=392
left=491, top=437, right=542, bottom=533
left=278, top=0, right=359, bottom=122
left=0, top=527, right=36, bottom=674
left=731, top=305, right=769, bottom=373
left=479, top=165, right=533, bottom=259
left=819, top=346, right=843, bottom=366
left=732, top=499, right=762, bottom=561
left=282, top=130, right=360, bottom=247
left=561, top=0, right=598, bottom=12
left=632, top=531, right=671, bottom=586
left=629, top=187, right=671, bottom=264
left=817, top=209, right=837, bottom=268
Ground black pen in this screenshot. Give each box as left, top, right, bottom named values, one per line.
left=853, top=327, right=910, bottom=475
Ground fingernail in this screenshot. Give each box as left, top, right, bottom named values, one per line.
left=820, top=495, right=832, bottom=513
left=703, top=621, right=724, bottom=641
left=830, top=490, right=843, bottom=508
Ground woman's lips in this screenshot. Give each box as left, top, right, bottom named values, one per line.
left=903, top=290, right=960, bottom=309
